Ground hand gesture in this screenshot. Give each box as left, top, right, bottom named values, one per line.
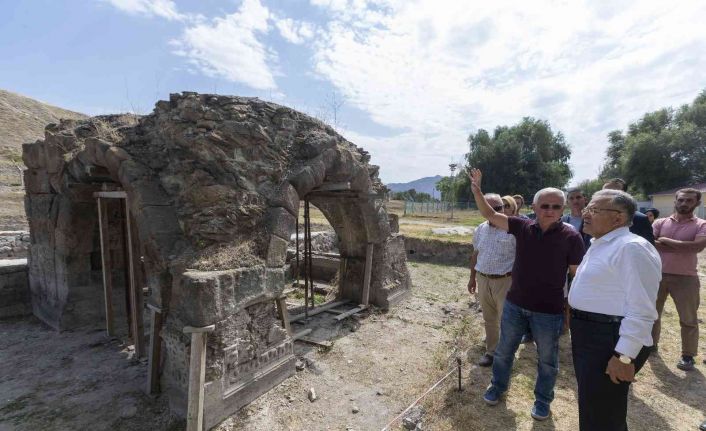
left=468, top=168, right=482, bottom=193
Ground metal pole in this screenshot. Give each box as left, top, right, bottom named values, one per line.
left=306, top=200, right=314, bottom=308
left=456, top=357, right=463, bottom=392
left=303, top=200, right=309, bottom=319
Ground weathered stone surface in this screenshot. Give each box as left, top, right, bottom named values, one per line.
left=389, top=213, right=400, bottom=233
left=266, top=207, right=296, bottom=241
left=266, top=235, right=288, bottom=267
left=24, top=169, right=52, bottom=194
left=22, top=141, right=46, bottom=169
left=22, top=92, right=410, bottom=427
left=0, top=259, right=31, bottom=318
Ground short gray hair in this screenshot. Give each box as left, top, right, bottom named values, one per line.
left=484, top=193, right=502, bottom=202
left=533, top=187, right=566, bottom=205
left=592, top=189, right=636, bottom=225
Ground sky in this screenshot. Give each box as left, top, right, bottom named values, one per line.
left=2, top=0, right=705, bottom=185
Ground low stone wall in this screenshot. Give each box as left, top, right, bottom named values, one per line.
left=404, top=237, right=473, bottom=267
left=0, top=259, right=31, bottom=318
left=0, top=231, right=30, bottom=258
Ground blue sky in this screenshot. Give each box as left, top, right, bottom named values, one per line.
left=2, top=0, right=706, bottom=185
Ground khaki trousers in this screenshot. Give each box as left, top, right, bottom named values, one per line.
left=477, top=273, right=512, bottom=355
left=651, top=273, right=700, bottom=357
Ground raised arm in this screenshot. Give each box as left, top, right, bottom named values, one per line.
left=468, top=168, right=509, bottom=231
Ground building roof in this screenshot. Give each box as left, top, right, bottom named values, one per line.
left=650, top=182, right=706, bottom=197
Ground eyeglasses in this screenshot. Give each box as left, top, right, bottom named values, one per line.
left=581, top=206, right=624, bottom=215
left=503, top=204, right=511, bottom=208
left=539, top=204, right=563, bottom=210
left=492, top=205, right=503, bottom=212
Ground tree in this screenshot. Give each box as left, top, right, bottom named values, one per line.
left=465, top=118, right=573, bottom=201
left=604, top=89, right=706, bottom=195
left=390, top=189, right=435, bottom=202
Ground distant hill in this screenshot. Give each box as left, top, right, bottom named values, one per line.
left=0, top=89, right=87, bottom=185
left=387, top=175, right=444, bottom=198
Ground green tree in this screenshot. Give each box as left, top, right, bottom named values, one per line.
left=606, top=90, right=706, bottom=195
left=465, top=117, right=573, bottom=201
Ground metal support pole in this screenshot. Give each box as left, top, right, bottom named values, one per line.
left=456, top=357, right=463, bottom=392
left=184, top=324, right=216, bottom=431
left=146, top=304, right=163, bottom=395
left=306, top=200, right=314, bottom=308
left=303, top=200, right=310, bottom=319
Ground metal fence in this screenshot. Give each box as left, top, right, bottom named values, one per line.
left=404, top=201, right=477, bottom=215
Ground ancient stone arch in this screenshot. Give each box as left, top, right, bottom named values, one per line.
left=22, top=92, right=410, bottom=427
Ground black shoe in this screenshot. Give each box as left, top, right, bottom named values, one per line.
left=677, top=355, right=695, bottom=371
left=478, top=353, right=494, bottom=367
left=700, top=419, right=706, bottom=431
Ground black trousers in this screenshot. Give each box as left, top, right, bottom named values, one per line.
left=570, top=316, right=651, bottom=431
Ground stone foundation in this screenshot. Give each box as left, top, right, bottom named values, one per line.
left=0, top=259, right=31, bottom=318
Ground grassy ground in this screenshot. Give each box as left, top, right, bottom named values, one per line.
left=0, top=188, right=27, bottom=230
left=306, top=200, right=484, bottom=244
left=416, top=253, right=706, bottom=431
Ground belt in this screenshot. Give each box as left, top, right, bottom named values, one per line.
left=477, top=271, right=512, bottom=279
left=571, top=309, right=623, bottom=324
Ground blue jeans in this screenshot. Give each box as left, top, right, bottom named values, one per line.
left=491, top=300, right=563, bottom=405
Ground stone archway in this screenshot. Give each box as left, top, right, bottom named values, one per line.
left=22, top=92, right=411, bottom=428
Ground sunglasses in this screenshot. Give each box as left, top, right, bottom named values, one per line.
left=492, top=205, right=504, bottom=212
left=539, top=204, right=563, bottom=210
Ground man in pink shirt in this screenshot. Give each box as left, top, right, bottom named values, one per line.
left=652, top=188, right=706, bottom=371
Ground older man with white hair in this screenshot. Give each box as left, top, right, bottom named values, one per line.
left=468, top=168, right=585, bottom=421
left=569, top=189, right=661, bottom=431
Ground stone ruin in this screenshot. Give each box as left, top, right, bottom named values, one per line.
left=21, top=92, right=411, bottom=428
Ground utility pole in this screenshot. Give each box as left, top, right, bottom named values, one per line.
left=449, top=163, right=457, bottom=221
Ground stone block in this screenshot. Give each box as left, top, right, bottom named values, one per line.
left=389, top=213, right=399, bottom=233
left=259, top=182, right=299, bottom=217
left=118, top=160, right=149, bottom=187
left=265, top=235, right=288, bottom=267
left=290, top=167, right=316, bottom=196
left=265, top=207, right=295, bottom=241
left=22, top=142, right=46, bottom=169
left=104, top=146, right=129, bottom=177
left=24, top=169, right=52, bottom=194
left=130, top=180, right=173, bottom=208
left=308, top=158, right=326, bottom=186
left=44, top=142, right=66, bottom=174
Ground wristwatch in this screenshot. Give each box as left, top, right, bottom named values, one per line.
left=614, top=352, right=633, bottom=364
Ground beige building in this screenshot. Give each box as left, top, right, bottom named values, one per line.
left=650, top=183, right=706, bottom=219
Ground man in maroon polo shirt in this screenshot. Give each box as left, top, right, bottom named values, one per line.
left=468, top=168, right=585, bottom=421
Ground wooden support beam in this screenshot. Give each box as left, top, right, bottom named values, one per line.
left=361, top=242, right=374, bottom=307
left=296, top=336, right=333, bottom=348
left=125, top=204, right=145, bottom=358
left=323, top=308, right=347, bottom=315
left=289, top=300, right=350, bottom=323
left=146, top=304, right=163, bottom=395
left=93, top=191, right=127, bottom=199
left=97, top=197, right=114, bottom=337
left=334, top=305, right=368, bottom=321
left=183, top=324, right=215, bottom=431
left=275, top=296, right=292, bottom=336
left=291, top=328, right=313, bottom=341
left=310, top=182, right=351, bottom=192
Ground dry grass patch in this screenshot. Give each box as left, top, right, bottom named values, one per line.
left=416, top=253, right=706, bottom=431
left=0, top=188, right=27, bottom=230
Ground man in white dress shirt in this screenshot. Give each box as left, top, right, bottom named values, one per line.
left=568, top=189, right=661, bottom=431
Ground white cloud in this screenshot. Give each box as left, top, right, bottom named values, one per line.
left=275, top=18, right=315, bottom=44
left=308, top=0, right=706, bottom=183
left=103, top=0, right=185, bottom=21
left=171, top=0, right=278, bottom=90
